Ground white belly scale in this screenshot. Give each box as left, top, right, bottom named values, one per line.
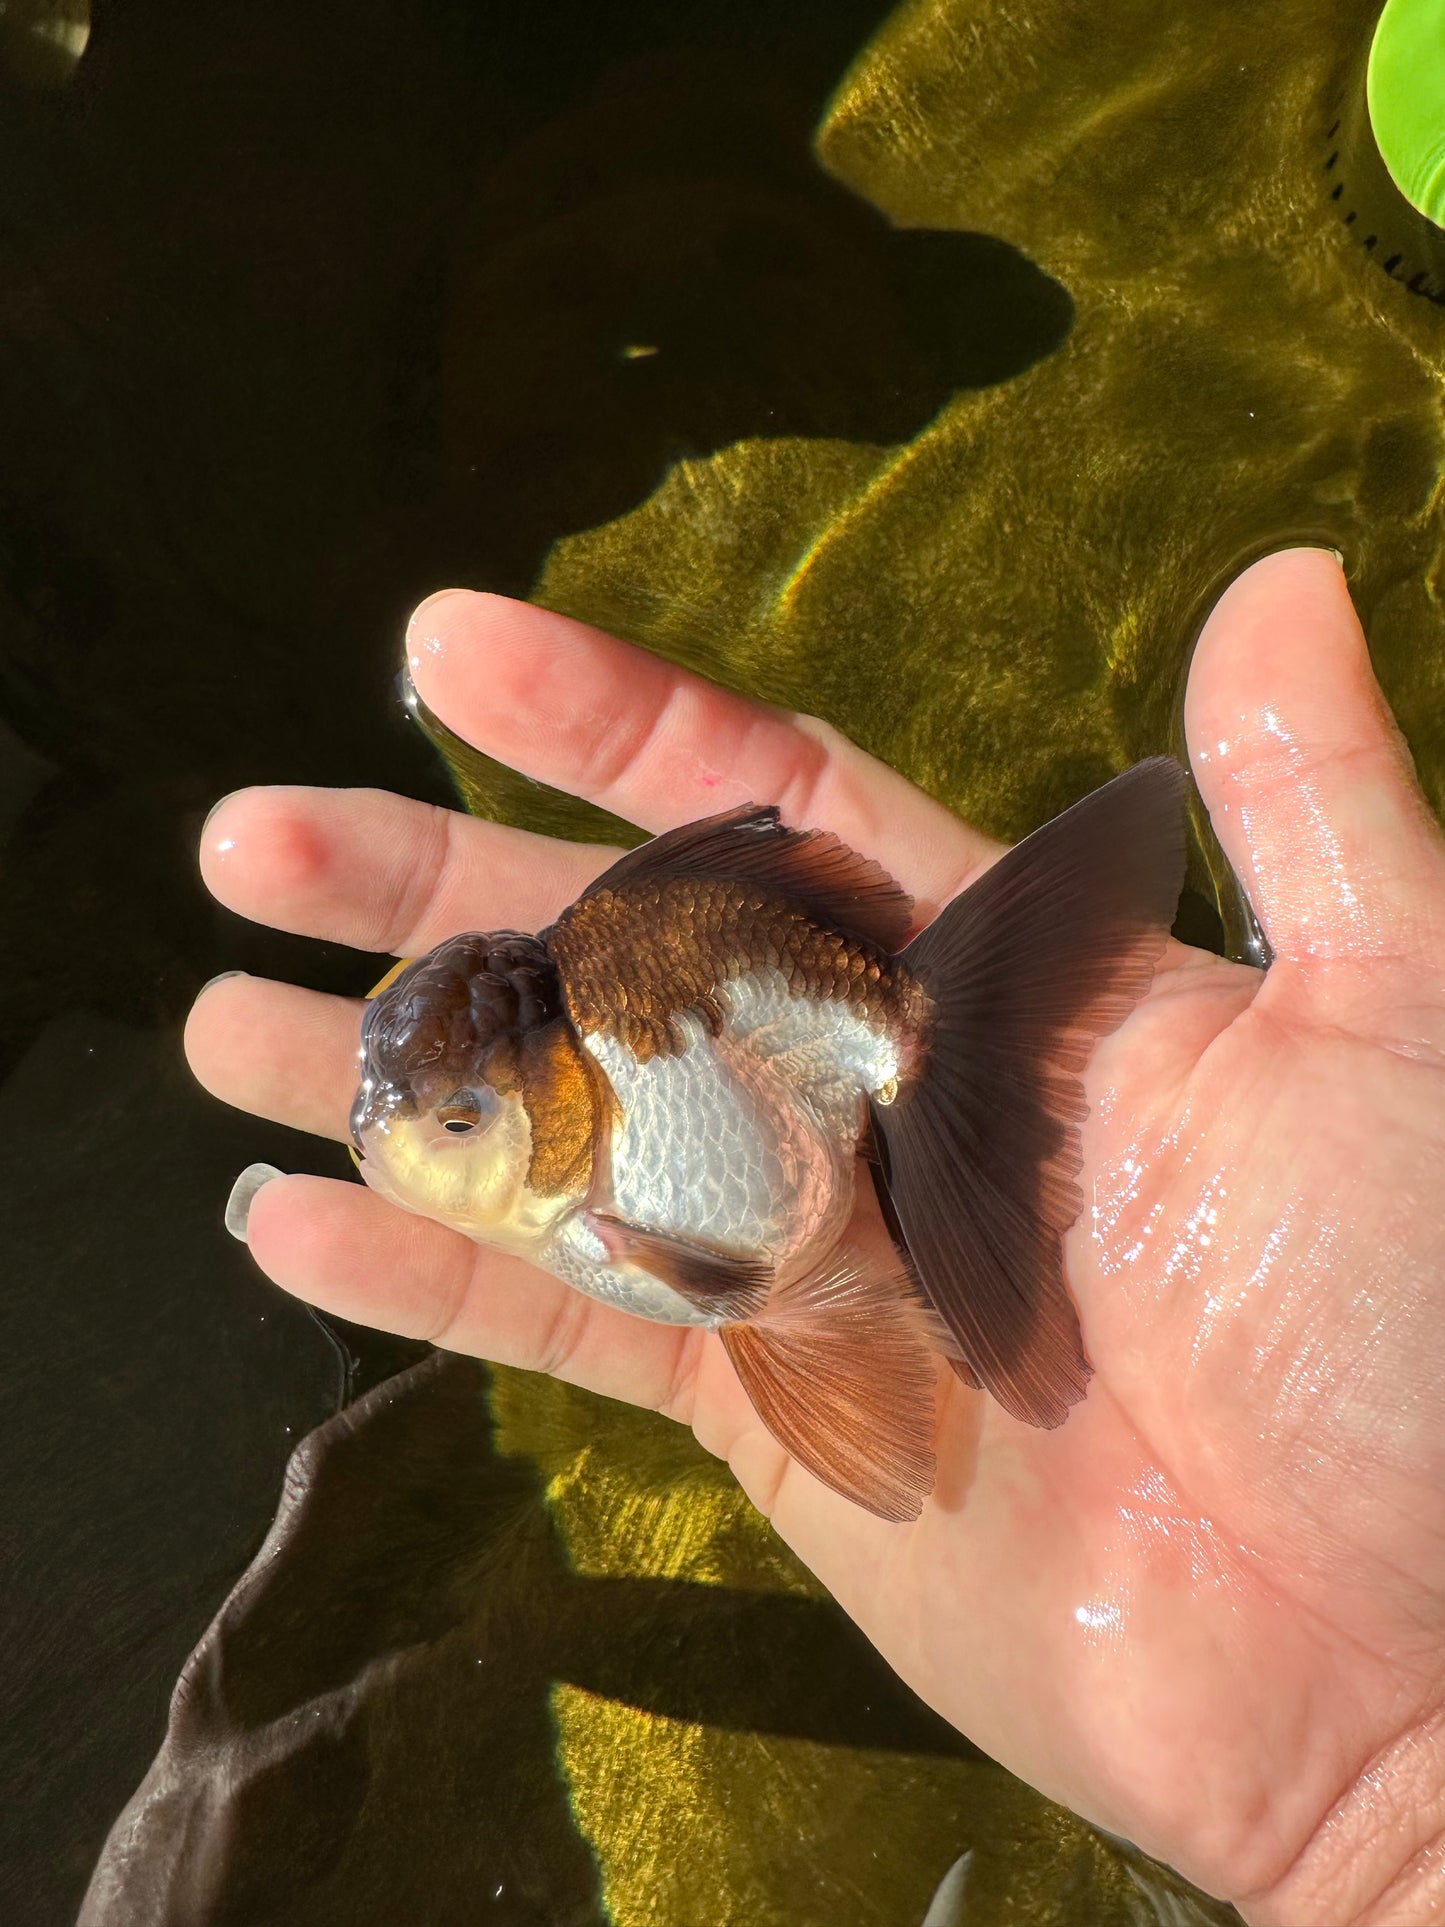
left=544, top=969, right=902, bottom=1326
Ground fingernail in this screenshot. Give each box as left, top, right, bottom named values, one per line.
left=226, top=1162, right=284, bottom=1242
left=405, top=588, right=471, bottom=670
left=199, top=970, right=247, bottom=997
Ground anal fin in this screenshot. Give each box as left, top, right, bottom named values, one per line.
left=720, top=1251, right=939, bottom=1522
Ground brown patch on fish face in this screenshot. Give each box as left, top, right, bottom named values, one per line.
left=511, top=1017, right=607, bottom=1199
left=545, top=879, right=927, bottom=1063
left=354, top=930, right=566, bottom=1138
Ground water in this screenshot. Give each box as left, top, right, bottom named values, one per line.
left=8, top=0, right=1432, bottom=1920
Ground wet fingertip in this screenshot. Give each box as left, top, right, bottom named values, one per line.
left=182, top=973, right=249, bottom=1085
left=202, top=789, right=238, bottom=839
left=200, top=786, right=290, bottom=878
left=225, top=1162, right=286, bottom=1243
left=404, top=587, right=477, bottom=670
left=199, top=969, right=247, bottom=998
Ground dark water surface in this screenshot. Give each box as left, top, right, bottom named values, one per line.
left=0, top=4, right=1090, bottom=1923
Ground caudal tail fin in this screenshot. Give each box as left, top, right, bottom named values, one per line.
left=872, top=758, right=1188, bottom=1428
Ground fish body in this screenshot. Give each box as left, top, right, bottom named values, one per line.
left=544, top=872, right=925, bottom=1326
left=554, top=993, right=874, bottom=1327
left=352, top=764, right=1187, bottom=1519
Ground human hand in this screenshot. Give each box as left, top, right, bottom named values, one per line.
left=186, top=547, right=1445, bottom=1925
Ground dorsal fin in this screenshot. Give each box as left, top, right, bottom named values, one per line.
left=581, top=805, right=914, bottom=951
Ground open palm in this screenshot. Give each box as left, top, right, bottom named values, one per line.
left=187, top=549, right=1445, bottom=1925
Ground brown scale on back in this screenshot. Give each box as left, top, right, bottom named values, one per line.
left=546, top=876, right=927, bottom=1063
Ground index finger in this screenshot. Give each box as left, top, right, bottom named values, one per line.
left=405, top=591, right=1000, bottom=915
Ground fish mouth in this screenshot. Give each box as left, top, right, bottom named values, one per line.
left=352, top=1144, right=409, bottom=1210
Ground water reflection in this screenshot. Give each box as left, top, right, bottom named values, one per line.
left=429, top=46, right=1071, bottom=588
left=0, top=0, right=89, bottom=89
left=1, top=1016, right=345, bottom=1920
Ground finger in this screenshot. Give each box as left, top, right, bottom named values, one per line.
left=187, top=975, right=359, bottom=1141
left=243, top=1173, right=895, bottom=1542
left=1186, top=548, right=1445, bottom=973
left=202, top=786, right=615, bottom=956
left=405, top=590, right=1000, bottom=913
left=244, top=1171, right=701, bottom=1415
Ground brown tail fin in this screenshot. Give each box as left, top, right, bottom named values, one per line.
left=873, top=758, right=1187, bottom=1428
left=720, top=1252, right=939, bottom=1523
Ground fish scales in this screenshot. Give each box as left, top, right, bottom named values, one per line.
left=545, top=876, right=926, bottom=1064
left=589, top=973, right=894, bottom=1264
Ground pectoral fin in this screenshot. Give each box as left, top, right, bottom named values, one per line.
left=587, top=1212, right=773, bottom=1321
left=720, top=1251, right=939, bottom=1522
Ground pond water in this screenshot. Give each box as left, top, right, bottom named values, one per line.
left=3, top=0, right=1439, bottom=1922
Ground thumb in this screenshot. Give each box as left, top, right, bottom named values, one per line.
left=1185, top=548, right=1445, bottom=988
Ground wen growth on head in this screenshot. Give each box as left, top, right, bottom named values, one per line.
left=351, top=762, right=1187, bottom=1520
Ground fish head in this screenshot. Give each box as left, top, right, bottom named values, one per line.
left=350, top=931, right=572, bottom=1249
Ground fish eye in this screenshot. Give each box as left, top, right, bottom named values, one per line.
left=436, top=1089, right=487, bottom=1135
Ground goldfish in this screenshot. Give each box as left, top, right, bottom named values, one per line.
left=350, top=760, right=1186, bottom=1520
